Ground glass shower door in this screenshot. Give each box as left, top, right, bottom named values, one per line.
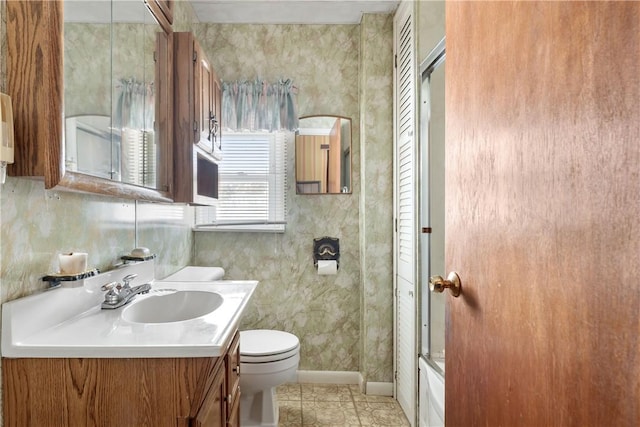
left=419, top=39, right=446, bottom=376
left=418, top=37, right=446, bottom=427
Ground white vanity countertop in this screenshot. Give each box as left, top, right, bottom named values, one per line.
left=1, top=262, right=257, bottom=358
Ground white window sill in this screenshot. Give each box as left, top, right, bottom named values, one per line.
left=194, top=224, right=285, bottom=233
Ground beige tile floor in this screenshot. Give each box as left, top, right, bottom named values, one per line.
left=276, top=383, right=411, bottom=427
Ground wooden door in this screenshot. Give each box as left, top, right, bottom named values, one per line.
left=446, top=2, right=640, bottom=426
left=394, top=1, right=417, bottom=423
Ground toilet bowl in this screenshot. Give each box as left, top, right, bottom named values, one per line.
left=239, top=329, right=300, bottom=427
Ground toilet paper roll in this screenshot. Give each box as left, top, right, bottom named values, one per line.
left=317, top=260, right=338, bottom=275
left=59, top=252, right=88, bottom=275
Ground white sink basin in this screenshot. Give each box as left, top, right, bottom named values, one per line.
left=122, top=290, right=224, bottom=324
left=1, top=259, right=258, bottom=358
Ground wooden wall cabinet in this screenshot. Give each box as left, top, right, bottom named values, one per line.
left=2, top=330, right=241, bottom=427
left=173, top=32, right=222, bottom=206
left=5, top=0, right=174, bottom=202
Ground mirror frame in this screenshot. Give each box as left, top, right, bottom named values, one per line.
left=6, top=0, right=173, bottom=202
left=296, top=114, right=353, bottom=195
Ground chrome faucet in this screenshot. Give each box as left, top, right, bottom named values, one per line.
left=101, top=274, right=151, bottom=309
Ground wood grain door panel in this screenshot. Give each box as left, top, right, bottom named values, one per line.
left=446, top=2, right=640, bottom=425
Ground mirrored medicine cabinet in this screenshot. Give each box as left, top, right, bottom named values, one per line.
left=296, top=115, right=352, bottom=194
left=6, top=0, right=173, bottom=202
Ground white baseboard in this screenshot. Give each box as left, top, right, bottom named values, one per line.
left=294, top=371, right=393, bottom=397
left=296, top=370, right=361, bottom=385
left=366, top=382, right=394, bottom=396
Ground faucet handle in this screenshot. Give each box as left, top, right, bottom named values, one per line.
left=101, top=281, right=120, bottom=292
left=101, top=281, right=121, bottom=305
left=122, top=274, right=137, bottom=289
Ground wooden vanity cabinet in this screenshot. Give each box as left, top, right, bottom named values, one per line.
left=173, top=32, right=222, bottom=206
left=2, top=330, right=241, bottom=427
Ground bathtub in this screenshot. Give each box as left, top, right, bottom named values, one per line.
left=419, top=357, right=444, bottom=427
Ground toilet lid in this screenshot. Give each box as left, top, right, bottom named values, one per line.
left=240, top=329, right=300, bottom=359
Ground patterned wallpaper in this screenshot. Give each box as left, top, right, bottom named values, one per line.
left=193, top=19, right=394, bottom=382
left=0, top=3, right=194, bottom=301
left=173, top=0, right=199, bottom=32
left=359, top=14, right=395, bottom=385
left=64, top=22, right=158, bottom=118
left=0, top=0, right=396, bottom=385
left=417, top=0, right=445, bottom=64
left=194, top=22, right=362, bottom=374
left=0, top=182, right=193, bottom=302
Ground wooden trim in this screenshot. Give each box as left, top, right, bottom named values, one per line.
left=173, top=32, right=197, bottom=204
left=156, top=31, right=174, bottom=195
left=144, top=0, right=172, bottom=35
left=154, top=0, right=174, bottom=25
left=57, top=172, right=173, bottom=202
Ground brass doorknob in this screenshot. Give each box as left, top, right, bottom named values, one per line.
left=429, top=272, right=462, bottom=297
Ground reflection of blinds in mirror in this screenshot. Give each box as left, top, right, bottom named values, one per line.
left=143, top=131, right=156, bottom=188
left=121, top=128, right=155, bottom=187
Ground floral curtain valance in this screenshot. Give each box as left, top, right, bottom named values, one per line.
left=222, top=79, right=298, bottom=132
left=114, top=78, right=155, bottom=131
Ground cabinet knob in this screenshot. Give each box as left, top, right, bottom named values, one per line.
left=233, top=365, right=240, bottom=375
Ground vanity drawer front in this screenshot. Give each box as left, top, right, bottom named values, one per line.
left=225, top=331, right=241, bottom=411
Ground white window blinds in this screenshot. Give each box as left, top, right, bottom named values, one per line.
left=195, top=131, right=289, bottom=232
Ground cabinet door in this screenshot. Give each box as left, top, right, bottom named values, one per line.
left=227, top=396, right=240, bottom=427
left=193, top=39, right=214, bottom=154
left=6, top=0, right=173, bottom=202
left=192, top=362, right=226, bottom=427
left=225, top=331, right=241, bottom=416
left=211, top=67, right=222, bottom=156
left=173, top=32, right=219, bottom=206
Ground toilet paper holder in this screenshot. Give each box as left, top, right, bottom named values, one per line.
left=313, top=236, right=340, bottom=270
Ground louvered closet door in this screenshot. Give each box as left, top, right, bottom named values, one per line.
left=394, top=2, right=416, bottom=425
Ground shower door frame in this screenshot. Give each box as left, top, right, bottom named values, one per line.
left=418, top=37, right=446, bottom=373
left=417, top=38, right=446, bottom=427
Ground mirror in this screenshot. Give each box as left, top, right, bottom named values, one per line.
left=64, top=115, right=113, bottom=180
left=63, top=0, right=167, bottom=191
left=296, top=115, right=352, bottom=194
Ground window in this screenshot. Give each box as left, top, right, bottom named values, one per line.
left=195, top=131, right=289, bottom=232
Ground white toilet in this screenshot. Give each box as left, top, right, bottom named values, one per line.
left=239, top=329, right=300, bottom=427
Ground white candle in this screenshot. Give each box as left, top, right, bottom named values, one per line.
left=58, top=252, right=88, bottom=275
